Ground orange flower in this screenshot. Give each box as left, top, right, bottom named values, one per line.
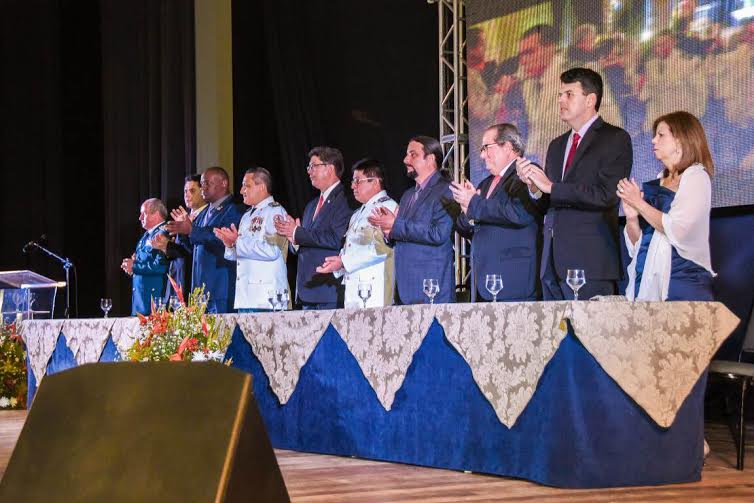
left=169, top=353, right=183, bottom=361
left=167, top=275, right=185, bottom=306
left=201, top=314, right=209, bottom=337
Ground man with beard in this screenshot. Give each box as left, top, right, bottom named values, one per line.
left=274, top=146, right=352, bottom=310
left=369, top=136, right=458, bottom=304
left=165, top=166, right=242, bottom=313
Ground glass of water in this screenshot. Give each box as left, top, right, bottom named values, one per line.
left=485, top=274, right=504, bottom=302
left=566, top=269, right=586, bottom=300
left=169, top=295, right=181, bottom=311
left=422, top=279, right=440, bottom=305
left=100, top=298, right=112, bottom=318
left=358, top=281, right=372, bottom=308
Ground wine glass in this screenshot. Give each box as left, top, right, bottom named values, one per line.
left=485, top=274, right=504, bottom=303
left=100, top=298, right=112, bottom=318
left=267, top=289, right=277, bottom=311
left=358, top=282, right=372, bottom=308
left=422, top=279, right=440, bottom=305
left=277, top=288, right=290, bottom=311
left=155, top=296, right=166, bottom=311
left=169, top=295, right=181, bottom=311
left=11, top=290, right=25, bottom=313
left=566, top=269, right=586, bottom=300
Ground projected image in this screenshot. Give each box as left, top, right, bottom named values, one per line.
left=467, top=0, right=754, bottom=207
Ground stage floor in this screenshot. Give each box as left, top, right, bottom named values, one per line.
left=2, top=411, right=753, bottom=501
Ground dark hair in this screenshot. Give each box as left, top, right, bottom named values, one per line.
left=204, top=166, right=230, bottom=183
left=560, top=67, right=604, bottom=111
left=244, top=166, right=273, bottom=193
left=352, top=158, right=385, bottom=190
left=308, top=146, right=344, bottom=177
left=521, top=24, right=556, bottom=45
left=652, top=111, right=714, bottom=177
left=184, top=174, right=201, bottom=185
left=409, top=135, right=444, bottom=170
left=485, top=123, right=525, bottom=155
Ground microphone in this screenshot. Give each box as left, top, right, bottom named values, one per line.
left=22, top=241, right=37, bottom=254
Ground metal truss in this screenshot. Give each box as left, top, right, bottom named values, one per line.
left=431, top=0, right=471, bottom=297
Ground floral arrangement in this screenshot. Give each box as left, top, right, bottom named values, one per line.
left=0, top=321, right=27, bottom=409
left=126, top=279, right=232, bottom=363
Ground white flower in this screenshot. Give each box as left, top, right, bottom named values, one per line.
left=9, top=397, right=17, bottom=407
left=207, top=350, right=225, bottom=362
left=191, top=350, right=208, bottom=361
left=0, top=397, right=10, bottom=408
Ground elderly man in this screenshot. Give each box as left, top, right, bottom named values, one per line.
left=166, top=166, right=242, bottom=313
left=214, top=167, right=289, bottom=312
left=369, top=136, right=458, bottom=305
left=121, top=198, right=169, bottom=315
left=274, top=146, right=352, bottom=310
left=316, top=158, right=397, bottom=308
left=519, top=67, right=632, bottom=300
left=451, top=123, right=541, bottom=301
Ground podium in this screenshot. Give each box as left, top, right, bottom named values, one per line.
left=0, top=270, right=65, bottom=323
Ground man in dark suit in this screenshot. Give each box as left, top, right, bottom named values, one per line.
left=369, top=136, right=458, bottom=305
left=519, top=67, right=632, bottom=300
left=120, top=198, right=169, bottom=315
left=274, top=146, right=352, bottom=310
left=451, top=123, right=542, bottom=301
left=166, top=166, right=242, bottom=313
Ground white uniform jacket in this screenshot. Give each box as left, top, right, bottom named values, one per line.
left=335, top=190, right=398, bottom=309
left=225, top=196, right=290, bottom=309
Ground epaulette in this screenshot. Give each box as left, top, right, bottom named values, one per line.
left=377, top=196, right=391, bottom=203
left=269, top=201, right=281, bottom=207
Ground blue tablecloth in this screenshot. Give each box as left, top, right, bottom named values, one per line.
left=28, top=321, right=706, bottom=488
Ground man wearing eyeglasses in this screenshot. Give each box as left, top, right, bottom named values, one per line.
left=368, top=136, right=458, bottom=305
left=274, top=146, right=352, bottom=310
left=316, top=158, right=397, bottom=308
left=450, top=124, right=542, bottom=302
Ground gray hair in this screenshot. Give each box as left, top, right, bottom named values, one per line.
left=487, top=123, right=525, bottom=155
left=143, top=198, right=168, bottom=219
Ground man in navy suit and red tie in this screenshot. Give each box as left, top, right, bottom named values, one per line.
left=518, top=67, right=632, bottom=300
left=274, top=146, right=352, bottom=310
left=369, top=136, right=458, bottom=305
left=451, top=123, right=542, bottom=301
left=166, top=166, right=242, bottom=313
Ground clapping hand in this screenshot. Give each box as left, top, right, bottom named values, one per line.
left=617, top=178, right=643, bottom=218
left=518, top=158, right=552, bottom=194
left=121, top=254, right=134, bottom=276
left=316, top=255, right=344, bottom=274
left=367, top=206, right=396, bottom=235
left=213, top=223, right=239, bottom=248
left=515, top=157, right=540, bottom=194
left=170, top=206, right=189, bottom=222
left=450, top=180, right=479, bottom=213
left=274, top=214, right=299, bottom=241
left=165, top=207, right=192, bottom=235
left=149, top=233, right=170, bottom=253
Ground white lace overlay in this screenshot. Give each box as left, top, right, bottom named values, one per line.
left=570, top=301, right=739, bottom=427
left=110, top=317, right=141, bottom=357
left=236, top=310, right=334, bottom=404
left=435, top=302, right=571, bottom=427
left=62, top=318, right=116, bottom=365
left=330, top=305, right=437, bottom=410
left=18, top=319, right=65, bottom=384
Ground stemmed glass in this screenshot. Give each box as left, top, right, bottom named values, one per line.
left=12, top=290, right=25, bottom=313
left=267, top=289, right=277, bottom=311
left=566, top=269, right=586, bottom=300
left=358, top=281, right=372, bottom=309
left=485, top=274, right=504, bottom=303
left=422, top=279, right=439, bottom=305
left=100, top=298, right=112, bottom=318
left=276, top=288, right=289, bottom=311
left=169, top=295, right=181, bottom=312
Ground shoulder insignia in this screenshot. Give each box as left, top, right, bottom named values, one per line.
left=269, top=201, right=281, bottom=207
left=377, top=196, right=390, bottom=203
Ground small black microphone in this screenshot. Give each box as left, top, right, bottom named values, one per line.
left=22, top=241, right=36, bottom=253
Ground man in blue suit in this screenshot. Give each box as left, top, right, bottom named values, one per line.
left=120, top=198, right=169, bottom=315
left=166, top=166, right=242, bottom=313
left=519, top=67, right=632, bottom=300
left=451, top=123, right=542, bottom=301
left=369, top=136, right=458, bottom=304
left=275, top=146, right=353, bottom=310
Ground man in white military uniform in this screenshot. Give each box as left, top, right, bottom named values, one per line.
left=316, top=159, right=397, bottom=308
left=214, top=167, right=289, bottom=312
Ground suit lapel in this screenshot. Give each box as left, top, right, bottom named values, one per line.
left=548, top=133, right=569, bottom=180
left=406, top=171, right=440, bottom=217
left=309, top=183, right=343, bottom=228
left=563, top=117, right=603, bottom=181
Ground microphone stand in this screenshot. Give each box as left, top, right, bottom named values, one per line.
left=29, top=242, right=74, bottom=318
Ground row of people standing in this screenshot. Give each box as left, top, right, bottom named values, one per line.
left=122, top=66, right=716, bottom=315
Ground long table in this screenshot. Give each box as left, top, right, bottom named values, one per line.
left=21, top=301, right=739, bottom=488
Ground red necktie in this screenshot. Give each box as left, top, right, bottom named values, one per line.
left=485, top=175, right=502, bottom=199
left=563, top=132, right=580, bottom=177
left=313, top=195, right=324, bottom=220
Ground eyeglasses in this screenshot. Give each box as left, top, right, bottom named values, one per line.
left=480, top=143, right=503, bottom=154
left=306, top=162, right=329, bottom=172
left=351, top=177, right=377, bottom=186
